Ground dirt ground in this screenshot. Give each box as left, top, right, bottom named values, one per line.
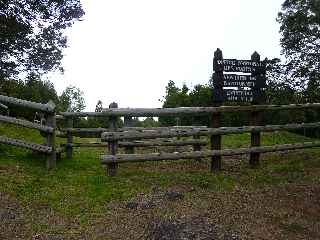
left=1, top=182, right=320, bottom=240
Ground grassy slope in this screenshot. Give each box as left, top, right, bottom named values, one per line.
left=0, top=122, right=320, bottom=238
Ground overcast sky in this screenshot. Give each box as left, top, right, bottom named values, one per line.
left=50, top=0, right=283, bottom=111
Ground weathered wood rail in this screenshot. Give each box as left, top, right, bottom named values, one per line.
left=95, top=102, right=320, bottom=176
left=0, top=103, right=8, bottom=110
left=59, top=103, right=320, bottom=117
left=0, top=94, right=58, bottom=169
left=63, top=139, right=207, bottom=148
left=101, top=122, right=320, bottom=140
left=101, top=142, right=320, bottom=163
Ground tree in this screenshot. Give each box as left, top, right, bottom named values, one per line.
left=59, top=86, right=85, bottom=112
left=277, top=0, right=320, bottom=92
left=0, top=0, right=84, bottom=79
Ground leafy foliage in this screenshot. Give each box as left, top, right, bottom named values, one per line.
left=59, top=85, right=85, bottom=112
left=277, top=0, right=320, bottom=94
left=0, top=0, right=84, bottom=79
left=159, top=81, right=212, bottom=126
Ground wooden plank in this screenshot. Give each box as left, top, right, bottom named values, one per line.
left=64, top=139, right=207, bottom=148
left=101, top=141, right=320, bottom=163
left=0, top=115, right=54, bottom=133
left=0, top=94, right=55, bottom=112
left=102, top=122, right=320, bottom=141
left=119, top=139, right=207, bottom=147
left=60, top=126, right=208, bottom=134
left=0, top=136, right=52, bottom=153
left=64, top=143, right=109, bottom=148
left=0, top=103, right=8, bottom=109
left=61, top=127, right=109, bottom=133
left=124, top=126, right=208, bottom=131
left=59, top=103, right=320, bottom=117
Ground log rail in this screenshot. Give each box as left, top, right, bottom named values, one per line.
left=101, top=142, right=320, bottom=164
left=0, top=94, right=57, bottom=169
left=60, top=103, right=320, bottom=117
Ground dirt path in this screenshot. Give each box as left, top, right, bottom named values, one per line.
left=2, top=183, right=319, bottom=240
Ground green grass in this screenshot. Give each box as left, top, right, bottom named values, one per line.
left=1, top=122, right=320, bottom=223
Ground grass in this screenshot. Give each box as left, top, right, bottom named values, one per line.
left=1, top=121, right=320, bottom=225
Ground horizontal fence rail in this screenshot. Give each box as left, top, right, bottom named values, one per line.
left=101, top=141, right=320, bottom=163
left=64, top=139, right=207, bottom=148
left=60, top=103, right=320, bottom=117
left=101, top=122, right=320, bottom=141
left=0, top=136, right=52, bottom=153
left=0, top=103, right=8, bottom=109
left=0, top=95, right=55, bottom=112
left=0, top=115, right=54, bottom=133
left=59, top=126, right=209, bottom=138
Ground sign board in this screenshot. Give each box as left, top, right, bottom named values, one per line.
left=212, top=49, right=266, bottom=104
left=225, top=90, right=253, bottom=102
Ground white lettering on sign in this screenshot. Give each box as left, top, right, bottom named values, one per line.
left=224, top=74, right=256, bottom=81
left=226, top=90, right=253, bottom=97
left=224, top=65, right=253, bottom=73
left=225, top=90, right=253, bottom=102
left=215, top=59, right=265, bottom=73
left=223, top=81, right=255, bottom=87
left=227, top=95, right=253, bottom=102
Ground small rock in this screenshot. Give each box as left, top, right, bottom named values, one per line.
left=140, top=200, right=155, bottom=209
left=165, top=191, right=184, bottom=201
left=0, top=211, right=16, bottom=220
left=126, top=201, right=139, bottom=209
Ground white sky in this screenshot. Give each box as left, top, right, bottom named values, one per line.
left=50, top=0, right=283, bottom=111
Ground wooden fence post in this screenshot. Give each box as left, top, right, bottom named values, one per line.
left=211, top=48, right=224, bottom=172
left=124, top=116, right=134, bottom=154
left=250, top=51, right=265, bottom=167
left=66, top=117, right=74, bottom=159
left=107, top=102, right=118, bottom=176
left=46, top=101, right=56, bottom=169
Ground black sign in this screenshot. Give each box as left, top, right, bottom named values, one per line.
left=225, top=90, right=253, bottom=102
left=212, top=48, right=266, bottom=104
left=216, top=59, right=266, bottom=73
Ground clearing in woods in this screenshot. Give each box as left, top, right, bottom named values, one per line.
left=0, top=122, right=320, bottom=239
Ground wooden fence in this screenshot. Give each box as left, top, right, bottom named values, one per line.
left=2, top=94, right=320, bottom=175
left=0, top=95, right=58, bottom=169
left=95, top=103, right=320, bottom=176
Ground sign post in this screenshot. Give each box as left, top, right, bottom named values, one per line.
left=211, top=49, right=224, bottom=172
left=212, top=48, right=266, bottom=170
